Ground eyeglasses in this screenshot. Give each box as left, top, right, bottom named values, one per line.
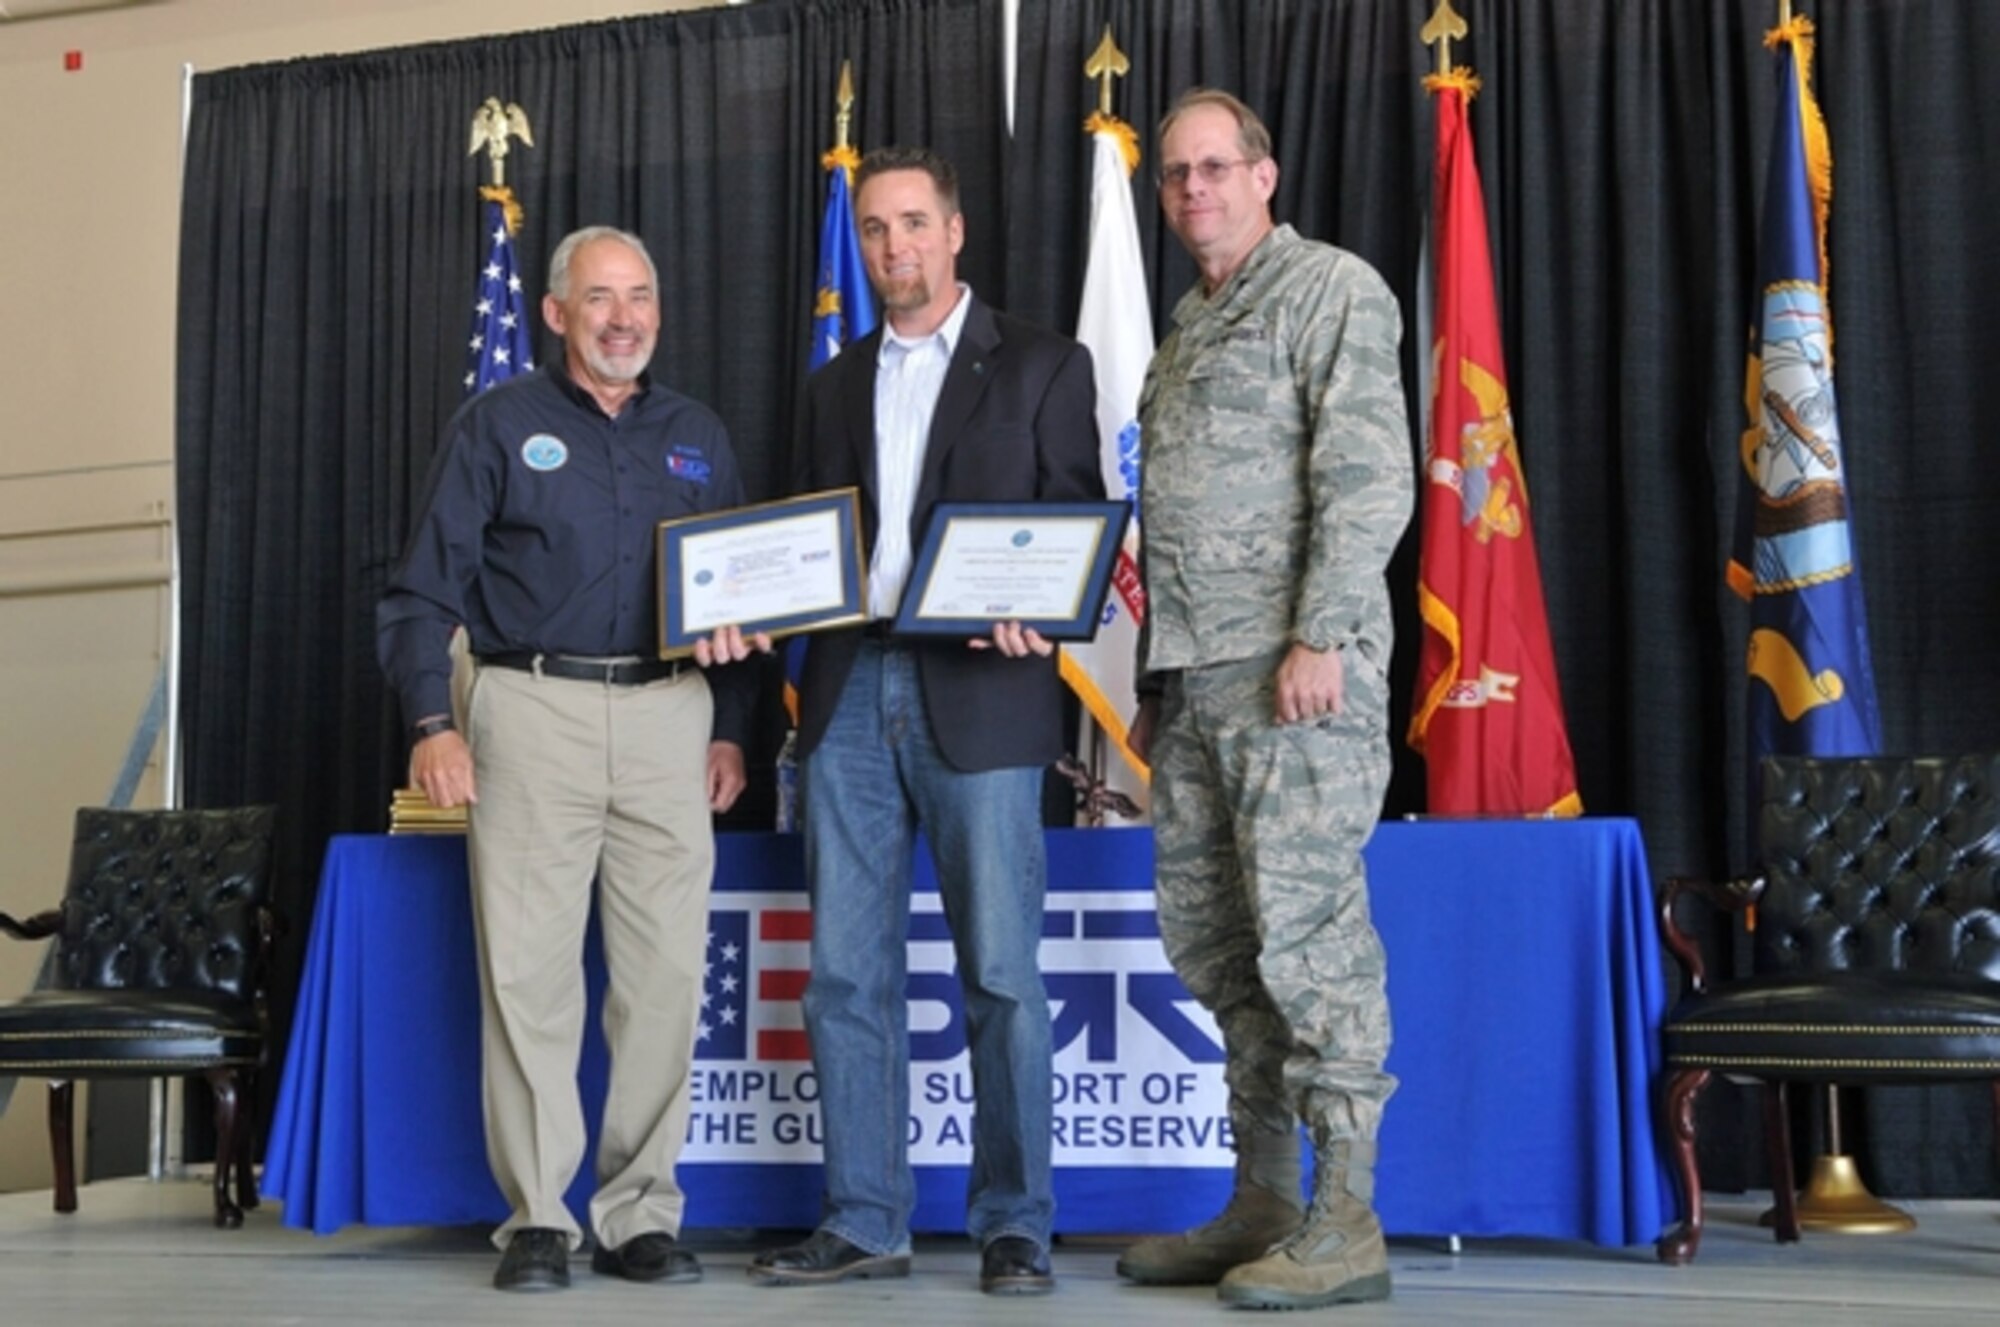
left=1156, top=157, right=1256, bottom=191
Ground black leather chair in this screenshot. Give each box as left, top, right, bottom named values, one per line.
left=0, top=806, right=277, bottom=1227
left=1655, top=753, right=2000, bottom=1263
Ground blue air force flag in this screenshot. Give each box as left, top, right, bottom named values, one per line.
left=809, top=149, right=876, bottom=372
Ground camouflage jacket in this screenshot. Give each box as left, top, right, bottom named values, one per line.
left=1137, top=225, right=1413, bottom=683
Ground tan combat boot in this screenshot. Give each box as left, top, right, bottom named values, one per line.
left=1217, top=1138, right=1390, bottom=1309
left=1116, top=1129, right=1303, bottom=1286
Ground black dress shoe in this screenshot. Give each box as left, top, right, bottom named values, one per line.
left=979, top=1235, right=1054, bottom=1295
left=591, top=1230, right=703, bottom=1284
left=493, top=1227, right=570, bottom=1292
left=747, top=1228, right=912, bottom=1286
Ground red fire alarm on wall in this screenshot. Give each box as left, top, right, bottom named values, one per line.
left=64, top=51, right=84, bottom=72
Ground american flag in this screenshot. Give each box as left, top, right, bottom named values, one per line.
left=699, top=905, right=814, bottom=1062
left=464, top=193, right=534, bottom=394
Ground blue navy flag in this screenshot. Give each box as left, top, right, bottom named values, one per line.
left=464, top=190, right=534, bottom=394
left=1730, top=15, right=1882, bottom=799
left=809, top=148, right=875, bottom=372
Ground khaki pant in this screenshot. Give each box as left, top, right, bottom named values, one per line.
left=464, top=661, right=714, bottom=1250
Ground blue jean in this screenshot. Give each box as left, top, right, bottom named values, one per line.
left=800, top=641, right=1054, bottom=1253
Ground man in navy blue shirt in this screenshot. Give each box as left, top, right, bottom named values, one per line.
left=378, top=226, right=751, bottom=1293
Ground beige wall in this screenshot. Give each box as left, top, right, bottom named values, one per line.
left=0, top=0, right=711, bottom=1193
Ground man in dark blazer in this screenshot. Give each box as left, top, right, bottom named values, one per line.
left=745, top=146, right=1102, bottom=1296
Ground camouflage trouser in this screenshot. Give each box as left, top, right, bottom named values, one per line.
left=1151, top=651, right=1395, bottom=1144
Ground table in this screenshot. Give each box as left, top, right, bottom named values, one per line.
left=265, top=822, right=1673, bottom=1245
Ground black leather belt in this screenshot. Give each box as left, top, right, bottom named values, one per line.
left=860, top=620, right=899, bottom=639
left=479, top=651, right=686, bottom=685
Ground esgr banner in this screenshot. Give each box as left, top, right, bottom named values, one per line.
left=679, top=829, right=1238, bottom=1232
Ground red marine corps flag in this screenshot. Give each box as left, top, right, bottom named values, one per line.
left=1408, top=12, right=1581, bottom=817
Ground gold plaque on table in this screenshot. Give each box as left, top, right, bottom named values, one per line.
left=389, top=787, right=467, bottom=835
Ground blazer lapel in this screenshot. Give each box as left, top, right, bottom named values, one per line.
left=838, top=331, right=884, bottom=537
left=915, top=297, right=1002, bottom=516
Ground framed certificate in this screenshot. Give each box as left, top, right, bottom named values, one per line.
left=657, top=487, right=868, bottom=659
left=891, top=500, right=1131, bottom=640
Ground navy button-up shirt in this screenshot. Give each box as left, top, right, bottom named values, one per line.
left=377, top=362, right=754, bottom=744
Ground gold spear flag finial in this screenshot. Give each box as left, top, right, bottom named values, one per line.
left=823, top=59, right=861, bottom=180
left=1084, top=25, right=1130, bottom=120
left=1780, top=0, right=1795, bottom=26
left=833, top=60, right=856, bottom=155
left=1421, top=0, right=1469, bottom=80
left=1081, top=27, right=1139, bottom=175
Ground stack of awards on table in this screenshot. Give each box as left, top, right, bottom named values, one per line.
left=389, top=786, right=467, bottom=835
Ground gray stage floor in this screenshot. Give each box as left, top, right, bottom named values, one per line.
left=1, top=1177, right=1995, bottom=1324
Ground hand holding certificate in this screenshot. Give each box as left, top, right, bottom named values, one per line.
left=657, top=488, right=867, bottom=659
left=891, top=500, right=1130, bottom=642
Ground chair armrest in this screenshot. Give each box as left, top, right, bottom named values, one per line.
left=1659, top=874, right=1766, bottom=995
left=0, top=908, right=61, bottom=942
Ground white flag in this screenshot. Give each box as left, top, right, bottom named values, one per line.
left=1062, top=124, right=1154, bottom=821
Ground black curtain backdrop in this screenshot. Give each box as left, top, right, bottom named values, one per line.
left=178, top=0, right=2000, bottom=1195
left=175, top=0, right=1007, bottom=1138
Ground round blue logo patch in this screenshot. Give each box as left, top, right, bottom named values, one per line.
left=1011, top=529, right=1034, bottom=548
left=521, top=434, right=569, bottom=472
left=694, top=570, right=715, bottom=586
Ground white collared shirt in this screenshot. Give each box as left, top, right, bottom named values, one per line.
left=869, top=284, right=972, bottom=618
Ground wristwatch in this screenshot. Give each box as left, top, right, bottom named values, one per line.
left=411, top=716, right=456, bottom=742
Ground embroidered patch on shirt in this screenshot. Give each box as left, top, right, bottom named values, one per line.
left=666, top=445, right=712, bottom=484
left=520, top=434, right=568, bottom=471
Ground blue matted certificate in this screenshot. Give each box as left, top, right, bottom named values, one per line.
left=657, top=487, right=867, bottom=658
left=891, top=500, right=1130, bottom=640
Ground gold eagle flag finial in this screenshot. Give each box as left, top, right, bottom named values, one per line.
left=469, top=97, right=533, bottom=236
left=1420, top=0, right=1469, bottom=80
left=469, top=97, right=534, bottom=191
left=1082, top=26, right=1139, bottom=176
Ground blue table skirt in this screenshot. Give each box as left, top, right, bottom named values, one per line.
left=265, top=821, right=1673, bottom=1245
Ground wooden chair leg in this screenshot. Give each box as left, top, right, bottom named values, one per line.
left=205, top=1068, right=245, bottom=1229
left=47, top=1080, right=77, bottom=1215
left=1762, top=1080, right=1801, bottom=1242
left=1657, top=1067, right=1712, bottom=1264
left=235, top=1069, right=260, bottom=1212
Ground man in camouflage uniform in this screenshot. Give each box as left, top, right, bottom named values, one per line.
left=1117, top=88, right=1413, bottom=1310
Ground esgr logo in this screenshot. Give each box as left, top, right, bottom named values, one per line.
left=687, top=889, right=1229, bottom=1166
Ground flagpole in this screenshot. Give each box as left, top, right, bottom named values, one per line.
left=395, top=98, right=537, bottom=834
left=1062, top=26, right=1150, bottom=824
left=1080, top=25, right=1125, bottom=811
left=1414, top=1, right=1581, bottom=817
left=790, top=62, right=875, bottom=767
left=1748, top=1, right=1911, bottom=1239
